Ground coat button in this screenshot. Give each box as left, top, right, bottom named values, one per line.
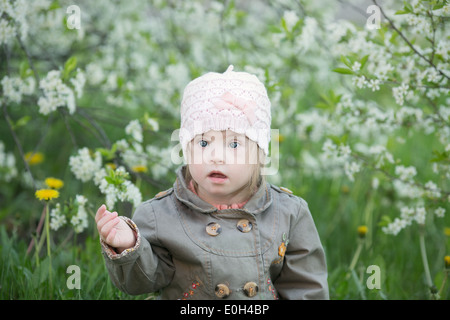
left=215, top=283, right=230, bottom=298
left=236, top=219, right=252, bottom=233
left=243, top=281, right=259, bottom=297
left=206, top=222, right=221, bottom=236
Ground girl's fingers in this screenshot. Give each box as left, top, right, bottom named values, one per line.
left=97, top=211, right=118, bottom=233
left=105, top=227, right=117, bottom=245
left=95, top=204, right=107, bottom=223
left=100, top=216, right=120, bottom=240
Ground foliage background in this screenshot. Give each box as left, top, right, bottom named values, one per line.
left=1, top=0, right=449, bottom=299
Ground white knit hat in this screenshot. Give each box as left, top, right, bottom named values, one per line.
left=179, top=65, right=271, bottom=159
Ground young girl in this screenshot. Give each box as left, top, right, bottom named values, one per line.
left=95, top=65, right=329, bottom=300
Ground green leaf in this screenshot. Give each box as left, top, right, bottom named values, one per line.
left=268, top=24, right=282, bottom=33
left=378, top=215, right=392, bottom=227
left=403, top=1, right=413, bottom=13
left=63, top=56, right=77, bottom=80
left=360, top=54, right=369, bottom=70
left=332, top=68, right=354, bottom=75
left=104, top=176, right=114, bottom=184
left=281, top=17, right=288, bottom=33
left=315, top=102, right=331, bottom=110
left=19, top=61, right=33, bottom=78
left=97, top=144, right=117, bottom=161
left=48, top=0, right=61, bottom=10
left=327, top=134, right=348, bottom=146
left=13, top=116, right=31, bottom=129
left=432, top=3, right=445, bottom=10
left=430, top=150, right=449, bottom=162
left=340, top=55, right=352, bottom=68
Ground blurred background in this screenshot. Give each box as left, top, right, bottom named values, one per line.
left=1, top=0, right=449, bottom=299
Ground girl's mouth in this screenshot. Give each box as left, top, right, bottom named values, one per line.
left=208, top=171, right=228, bottom=183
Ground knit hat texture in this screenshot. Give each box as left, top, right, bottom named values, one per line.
left=179, top=65, right=271, bottom=158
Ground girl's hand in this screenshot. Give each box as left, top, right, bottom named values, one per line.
left=95, top=204, right=136, bottom=253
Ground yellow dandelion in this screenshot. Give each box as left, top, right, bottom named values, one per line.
left=35, top=189, right=59, bottom=201
left=106, top=163, right=117, bottom=170
left=25, top=151, right=44, bottom=165
left=276, top=133, right=285, bottom=143
left=445, top=256, right=450, bottom=269
left=131, top=165, right=148, bottom=173
left=357, top=225, right=368, bottom=238
left=45, top=177, right=64, bottom=189
left=444, top=227, right=450, bottom=237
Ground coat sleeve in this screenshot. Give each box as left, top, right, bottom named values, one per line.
left=274, top=197, right=329, bottom=300
left=101, top=200, right=175, bottom=295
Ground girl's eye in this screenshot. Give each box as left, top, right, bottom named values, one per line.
left=229, top=141, right=239, bottom=149
left=199, top=140, right=208, bottom=148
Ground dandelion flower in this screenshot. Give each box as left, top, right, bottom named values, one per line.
left=276, top=133, right=285, bottom=143
left=106, top=163, right=117, bottom=170
left=45, top=177, right=64, bottom=189
left=444, top=227, right=450, bottom=237
left=25, top=151, right=44, bottom=165
left=131, top=165, right=148, bottom=173
left=35, top=189, right=59, bottom=201
left=357, top=225, right=368, bottom=238
left=445, top=256, right=450, bottom=269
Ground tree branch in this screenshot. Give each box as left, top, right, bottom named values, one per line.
left=372, top=0, right=450, bottom=81
left=2, top=103, right=37, bottom=190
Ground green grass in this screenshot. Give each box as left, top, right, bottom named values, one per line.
left=297, top=173, right=449, bottom=300
left=0, top=225, right=149, bottom=300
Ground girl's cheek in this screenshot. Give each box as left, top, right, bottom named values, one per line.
left=188, top=146, right=204, bottom=165
left=226, top=148, right=245, bottom=164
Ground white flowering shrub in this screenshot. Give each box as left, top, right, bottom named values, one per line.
left=0, top=0, right=449, bottom=299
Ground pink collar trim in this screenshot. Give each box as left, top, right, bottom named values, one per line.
left=188, top=180, right=248, bottom=210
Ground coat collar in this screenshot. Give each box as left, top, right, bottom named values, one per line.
left=173, top=165, right=272, bottom=215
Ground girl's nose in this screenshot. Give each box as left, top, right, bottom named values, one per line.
left=209, top=144, right=225, bottom=164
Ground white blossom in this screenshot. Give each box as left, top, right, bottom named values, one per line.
left=50, top=203, right=65, bottom=231
left=395, top=165, right=417, bottom=181
left=94, top=166, right=142, bottom=209
left=69, top=147, right=102, bottom=182
left=71, top=195, right=89, bottom=233
left=283, top=10, right=299, bottom=31
left=70, top=69, right=86, bottom=99
left=0, top=141, right=17, bottom=182
left=125, top=120, right=143, bottom=143
left=367, top=79, right=380, bottom=91
left=296, top=17, right=318, bottom=53
left=1, top=75, right=35, bottom=104
left=37, top=70, right=76, bottom=115
left=382, top=206, right=429, bottom=236
left=352, top=76, right=367, bottom=89
left=424, top=181, right=441, bottom=199
left=0, top=18, right=16, bottom=45
left=392, top=83, right=410, bottom=106
left=434, top=207, right=445, bottom=218
left=351, top=61, right=361, bottom=72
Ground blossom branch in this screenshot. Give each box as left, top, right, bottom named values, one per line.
left=2, top=103, right=37, bottom=190
left=76, top=108, right=112, bottom=149
left=351, top=151, right=450, bottom=199
left=15, top=34, right=41, bottom=86
left=372, top=0, right=450, bottom=81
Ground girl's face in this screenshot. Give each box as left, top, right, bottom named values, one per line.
left=187, top=130, right=258, bottom=204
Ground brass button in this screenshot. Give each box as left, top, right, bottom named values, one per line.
left=243, top=281, right=259, bottom=297
left=215, top=283, right=230, bottom=298
left=236, top=219, right=252, bottom=233
left=206, top=222, right=221, bottom=236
